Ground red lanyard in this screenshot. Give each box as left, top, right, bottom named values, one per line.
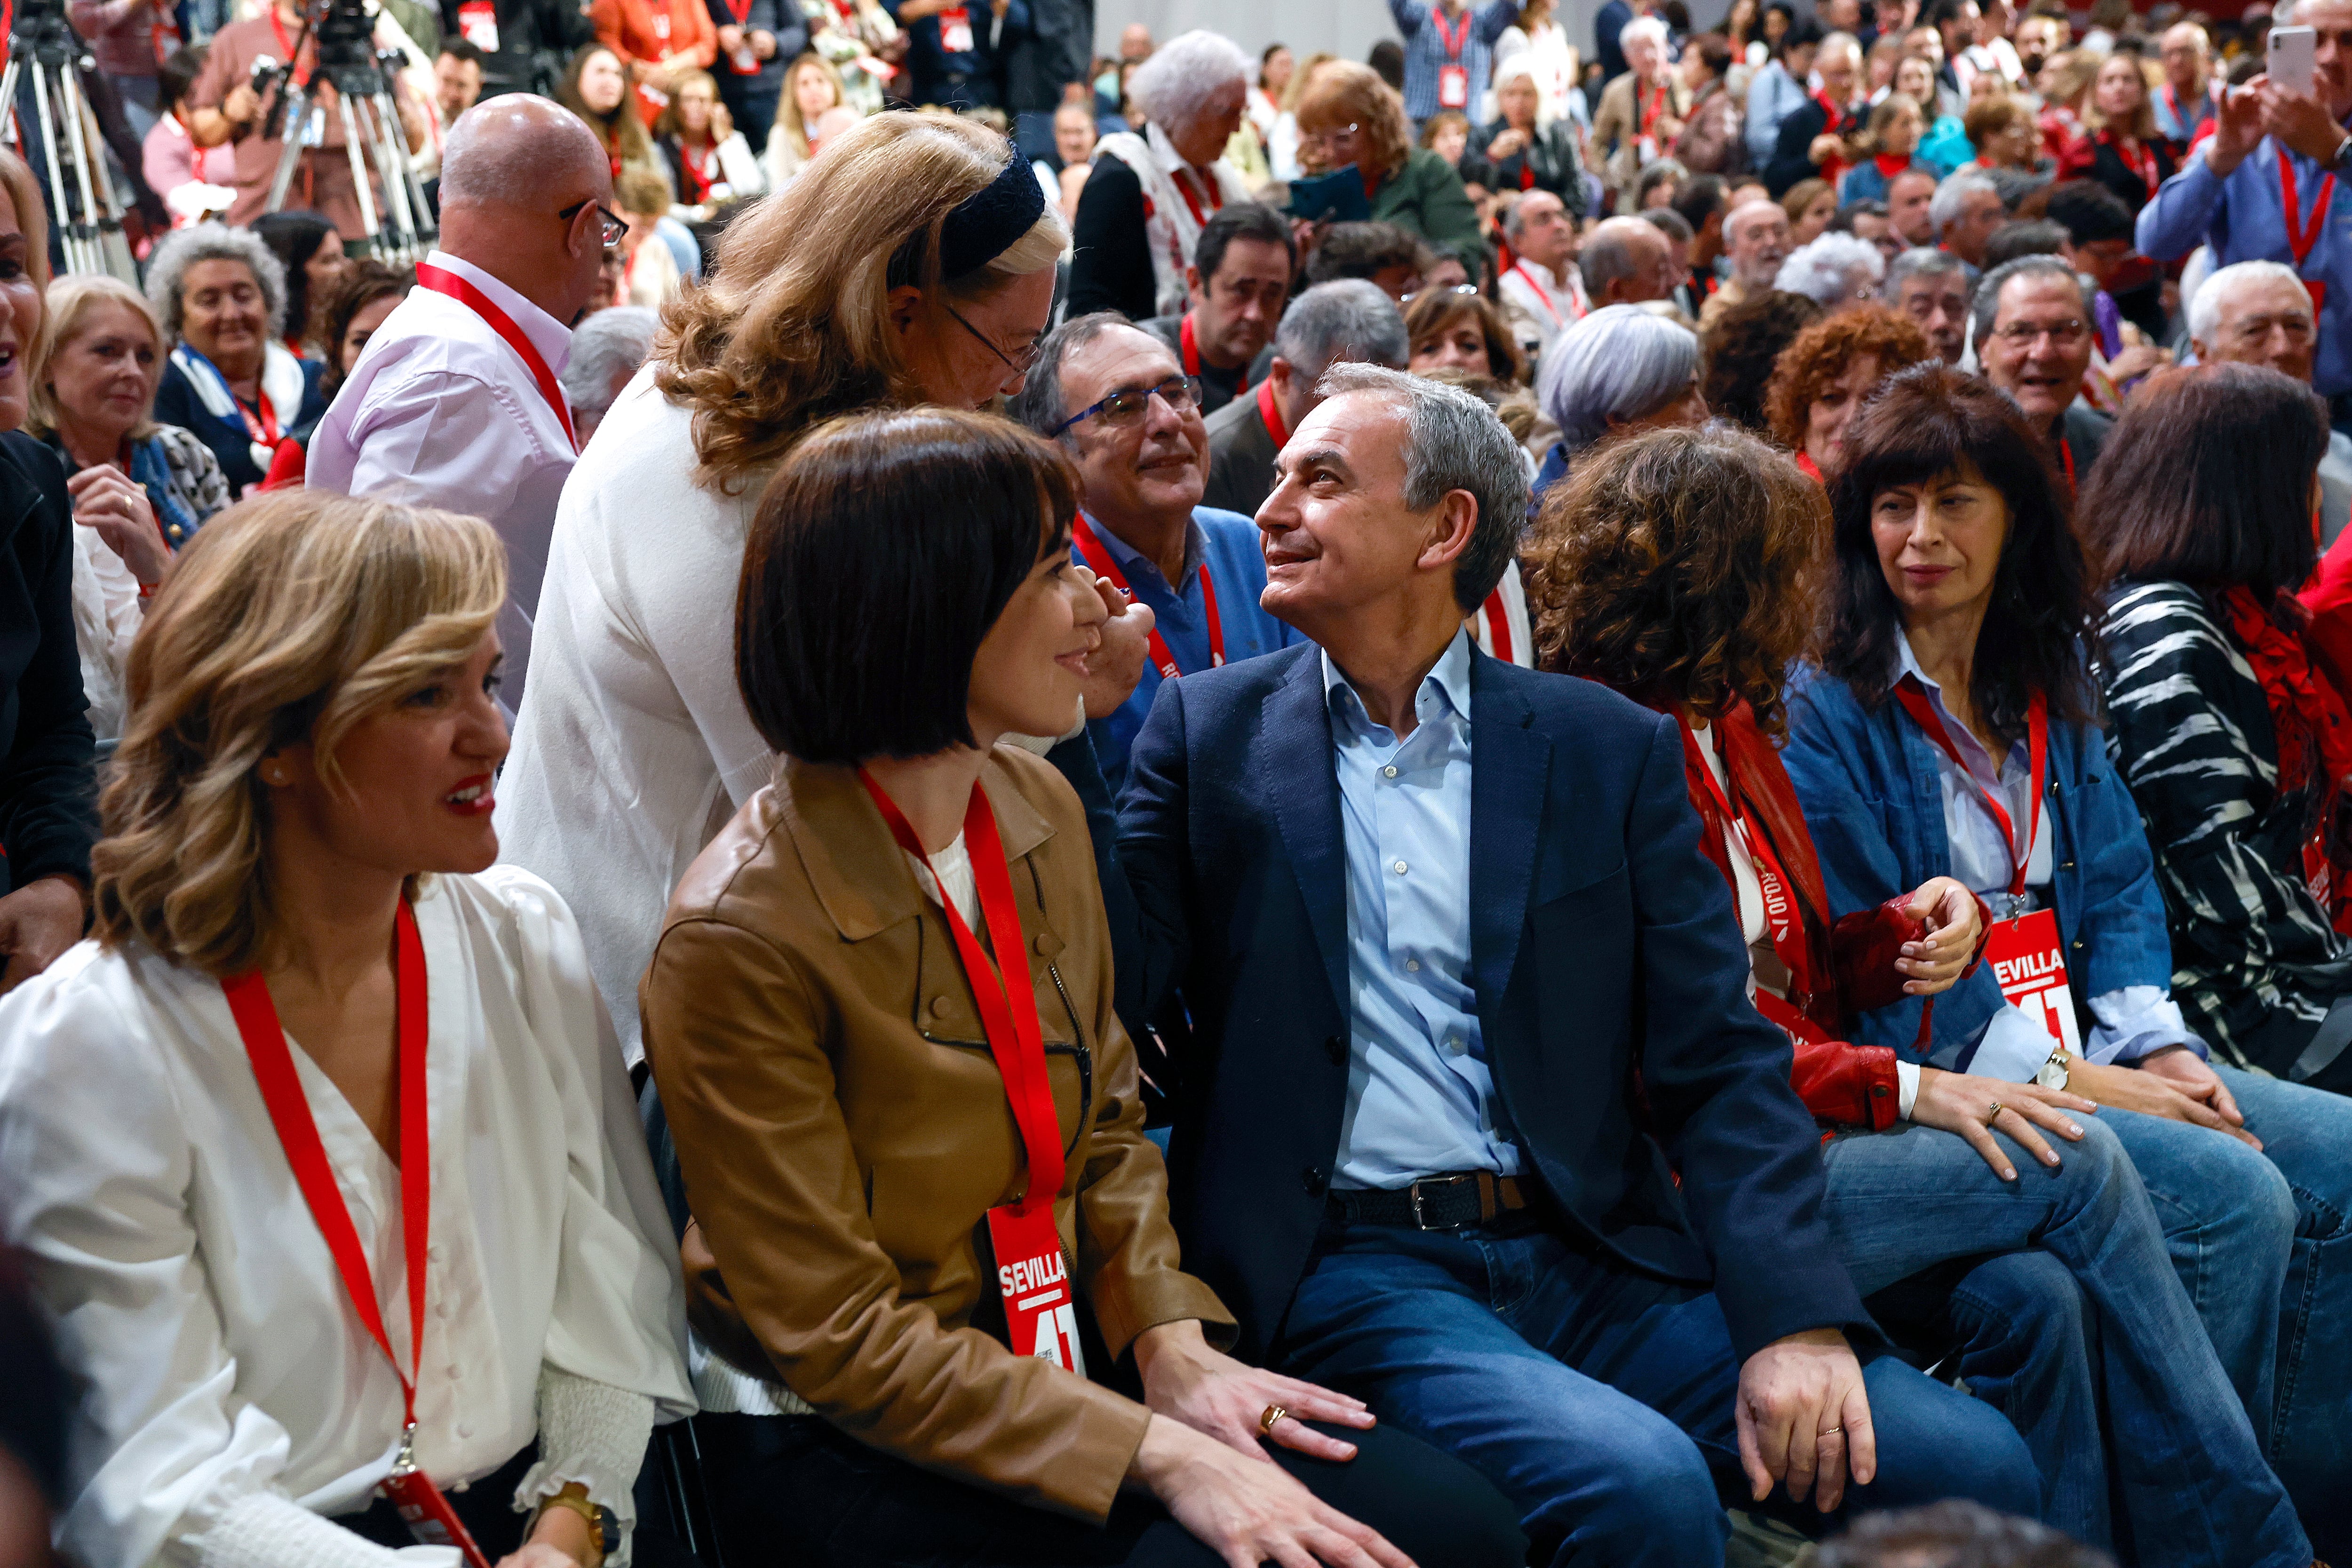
left=1431, top=3, right=1472, bottom=61
left=1639, top=81, right=1668, bottom=139
left=223, top=900, right=432, bottom=1436
left=858, top=774, right=1064, bottom=1216
left=680, top=140, right=715, bottom=201
left=1510, top=262, right=1564, bottom=326
left=1893, top=680, right=2048, bottom=901
left=1070, top=514, right=1224, bottom=678
left=234, top=384, right=278, bottom=447
left=2107, top=132, right=2158, bottom=199
left=2283, top=150, right=2336, bottom=273
left=723, top=0, right=753, bottom=20
left=1255, top=378, right=1289, bottom=446
left=1679, top=719, right=1816, bottom=999
left=2059, top=435, right=2075, bottom=492
left=1480, top=588, right=1514, bottom=662
left=1178, top=311, right=1250, bottom=391
left=1795, top=450, right=1823, bottom=483
left=268, top=9, right=312, bottom=86
left=1170, top=165, right=1221, bottom=229
left=416, top=263, right=579, bottom=452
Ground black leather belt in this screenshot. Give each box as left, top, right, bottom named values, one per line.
left=1329, top=1171, right=1534, bottom=1231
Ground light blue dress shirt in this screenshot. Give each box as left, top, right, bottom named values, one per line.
left=1324, top=629, right=1523, bottom=1190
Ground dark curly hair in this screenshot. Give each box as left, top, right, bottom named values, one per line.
left=1815, top=361, right=2101, bottom=745
left=1526, top=423, right=1826, bottom=737
left=1763, top=302, right=1935, bottom=459
left=1700, top=289, right=1822, bottom=433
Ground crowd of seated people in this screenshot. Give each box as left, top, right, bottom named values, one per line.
left=8, top=0, right=2352, bottom=1564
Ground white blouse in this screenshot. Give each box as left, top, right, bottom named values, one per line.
left=0, top=867, right=695, bottom=1568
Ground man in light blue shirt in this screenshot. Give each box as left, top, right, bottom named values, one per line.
left=1011, top=312, right=1298, bottom=793
left=1746, top=20, right=1821, bottom=167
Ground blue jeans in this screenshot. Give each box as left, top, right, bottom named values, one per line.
left=1819, top=1114, right=2307, bottom=1564
left=2107, top=1066, right=2352, bottom=1555
left=1272, top=1216, right=2040, bottom=1568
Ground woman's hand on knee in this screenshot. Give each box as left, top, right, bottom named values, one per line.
left=1910, top=1067, right=2095, bottom=1180
left=1129, top=1415, right=1417, bottom=1568
left=2066, top=1057, right=2262, bottom=1150
left=1133, top=1318, right=1376, bottom=1463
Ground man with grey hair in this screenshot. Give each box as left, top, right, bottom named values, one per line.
left=1887, top=247, right=1971, bottom=361
left=1011, top=311, right=1300, bottom=788
left=1929, top=171, right=2005, bottom=269
left=1578, top=215, right=1678, bottom=310
left=1068, top=29, right=1253, bottom=320
left=558, top=306, right=660, bottom=447
left=1497, top=190, right=1588, bottom=362
left=1697, top=198, right=1792, bottom=328
left=2190, top=258, right=2352, bottom=539
left=309, top=95, right=614, bottom=708
left=1113, top=360, right=2035, bottom=1566
left=1201, top=279, right=1408, bottom=518
left=1973, top=253, right=2111, bottom=477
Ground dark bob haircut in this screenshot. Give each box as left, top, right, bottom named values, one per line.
left=737, top=407, right=1079, bottom=764
left=2078, top=362, right=2329, bottom=602
left=1815, top=361, right=2100, bottom=744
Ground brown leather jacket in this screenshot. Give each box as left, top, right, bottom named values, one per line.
left=641, top=746, right=1235, bottom=1523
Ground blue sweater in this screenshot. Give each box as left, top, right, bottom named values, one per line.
left=1779, top=663, right=2177, bottom=1062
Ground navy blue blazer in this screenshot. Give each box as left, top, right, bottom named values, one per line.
left=1115, top=641, right=1869, bottom=1364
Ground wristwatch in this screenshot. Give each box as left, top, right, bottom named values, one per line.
left=2034, top=1044, right=2072, bottom=1091
left=533, top=1491, right=615, bottom=1568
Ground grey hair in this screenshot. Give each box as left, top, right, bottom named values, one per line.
left=1008, top=310, right=1141, bottom=441
left=1620, top=13, right=1670, bottom=50
left=2188, top=259, right=2308, bottom=348
left=1128, top=29, right=1252, bottom=135
left=1313, top=362, right=1531, bottom=612
left=1969, top=253, right=2082, bottom=347
left=1886, top=245, right=1967, bottom=294
left=558, top=305, right=658, bottom=418
left=441, top=94, right=606, bottom=207
left=1928, top=170, right=2000, bottom=232
left=1818, top=28, right=1862, bottom=64
left=1272, top=279, right=1409, bottom=377
left=1502, top=187, right=1566, bottom=242
left=1536, top=302, right=1700, bottom=451
left=145, top=221, right=287, bottom=341
left=1772, top=232, right=1884, bottom=306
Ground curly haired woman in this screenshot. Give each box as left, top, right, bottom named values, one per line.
left=1764, top=302, right=1934, bottom=480
left=1523, top=419, right=2312, bottom=1567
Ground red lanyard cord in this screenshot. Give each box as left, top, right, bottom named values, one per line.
left=1678, top=718, right=1815, bottom=998
left=223, top=900, right=430, bottom=1432
left=859, top=774, right=1064, bottom=1215
left=1178, top=312, right=1250, bottom=391
left=1255, top=378, right=1290, bottom=447
left=415, top=263, right=580, bottom=452
left=2282, top=149, right=2337, bottom=272
left=1431, top=3, right=1472, bottom=61
left=1893, top=681, right=2048, bottom=901
left=1510, top=262, right=1564, bottom=326
left=1070, top=514, right=1224, bottom=677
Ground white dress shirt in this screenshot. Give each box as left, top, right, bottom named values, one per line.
left=0, top=868, right=694, bottom=1568
left=1496, top=256, right=1585, bottom=362
left=307, top=251, right=578, bottom=705
left=493, top=369, right=774, bottom=1067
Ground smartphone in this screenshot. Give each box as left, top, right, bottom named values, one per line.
left=2272, top=24, right=2317, bottom=96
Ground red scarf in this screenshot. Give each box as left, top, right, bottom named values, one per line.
left=2223, top=585, right=2352, bottom=797
left=1872, top=151, right=1909, bottom=176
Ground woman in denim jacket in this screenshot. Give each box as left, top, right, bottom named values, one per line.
left=1780, top=362, right=2352, bottom=1558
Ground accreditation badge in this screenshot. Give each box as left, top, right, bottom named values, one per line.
left=1985, top=908, right=2080, bottom=1052
left=987, top=1204, right=1085, bottom=1375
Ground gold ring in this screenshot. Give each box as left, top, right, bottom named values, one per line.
left=1259, top=1403, right=1288, bottom=1434
left=1986, top=1101, right=2003, bottom=1121
left=1820, top=1425, right=1843, bottom=1437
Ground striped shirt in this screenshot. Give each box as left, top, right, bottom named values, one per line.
left=1386, top=0, right=1518, bottom=124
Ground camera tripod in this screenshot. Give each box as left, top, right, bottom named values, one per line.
left=0, top=0, right=135, bottom=280
left=261, top=0, right=435, bottom=263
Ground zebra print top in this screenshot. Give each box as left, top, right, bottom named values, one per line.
left=2097, top=579, right=2352, bottom=1070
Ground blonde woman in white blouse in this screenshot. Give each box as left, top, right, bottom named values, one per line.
left=0, top=492, right=694, bottom=1568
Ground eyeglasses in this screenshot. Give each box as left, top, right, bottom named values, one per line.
left=1298, top=122, right=1361, bottom=150
left=943, top=301, right=1043, bottom=377
left=1402, top=284, right=1480, bottom=304
left=1991, top=318, right=2088, bottom=347
left=557, top=198, right=630, bottom=247
left=1051, top=375, right=1203, bottom=436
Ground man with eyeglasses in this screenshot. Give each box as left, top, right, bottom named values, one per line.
left=1496, top=190, right=1587, bottom=362
left=1972, top=254, right=2110, bottom=484
left=2191, top=259, right=2352, bottom=542
left=1011, top=313, right=1302, bottom=792
left=309, top=96, right=617, bottom=708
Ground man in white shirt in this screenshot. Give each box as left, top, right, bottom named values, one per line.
left=310, top=96, right=614, bottom=705
left=1696, top=197, right=1791, bottom=328
left=1494, top=190, right=1586, bottom=361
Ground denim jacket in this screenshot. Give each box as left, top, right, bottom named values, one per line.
left=1780, top=663, right=2176, bottom=1061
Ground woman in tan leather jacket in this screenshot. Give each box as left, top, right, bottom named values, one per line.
left=639, top=408, right=1524, bottom=1568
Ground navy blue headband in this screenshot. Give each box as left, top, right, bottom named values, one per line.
left=937, top=149, right=1047, bottom=279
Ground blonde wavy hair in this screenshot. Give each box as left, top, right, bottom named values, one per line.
left=655, top=110, right=1067, bottom=493
left=90, top=492, right=506, bottom=977
left=1295, top=60, right=1412, bottom=181
left=29, top=275, right=164, bottom=441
